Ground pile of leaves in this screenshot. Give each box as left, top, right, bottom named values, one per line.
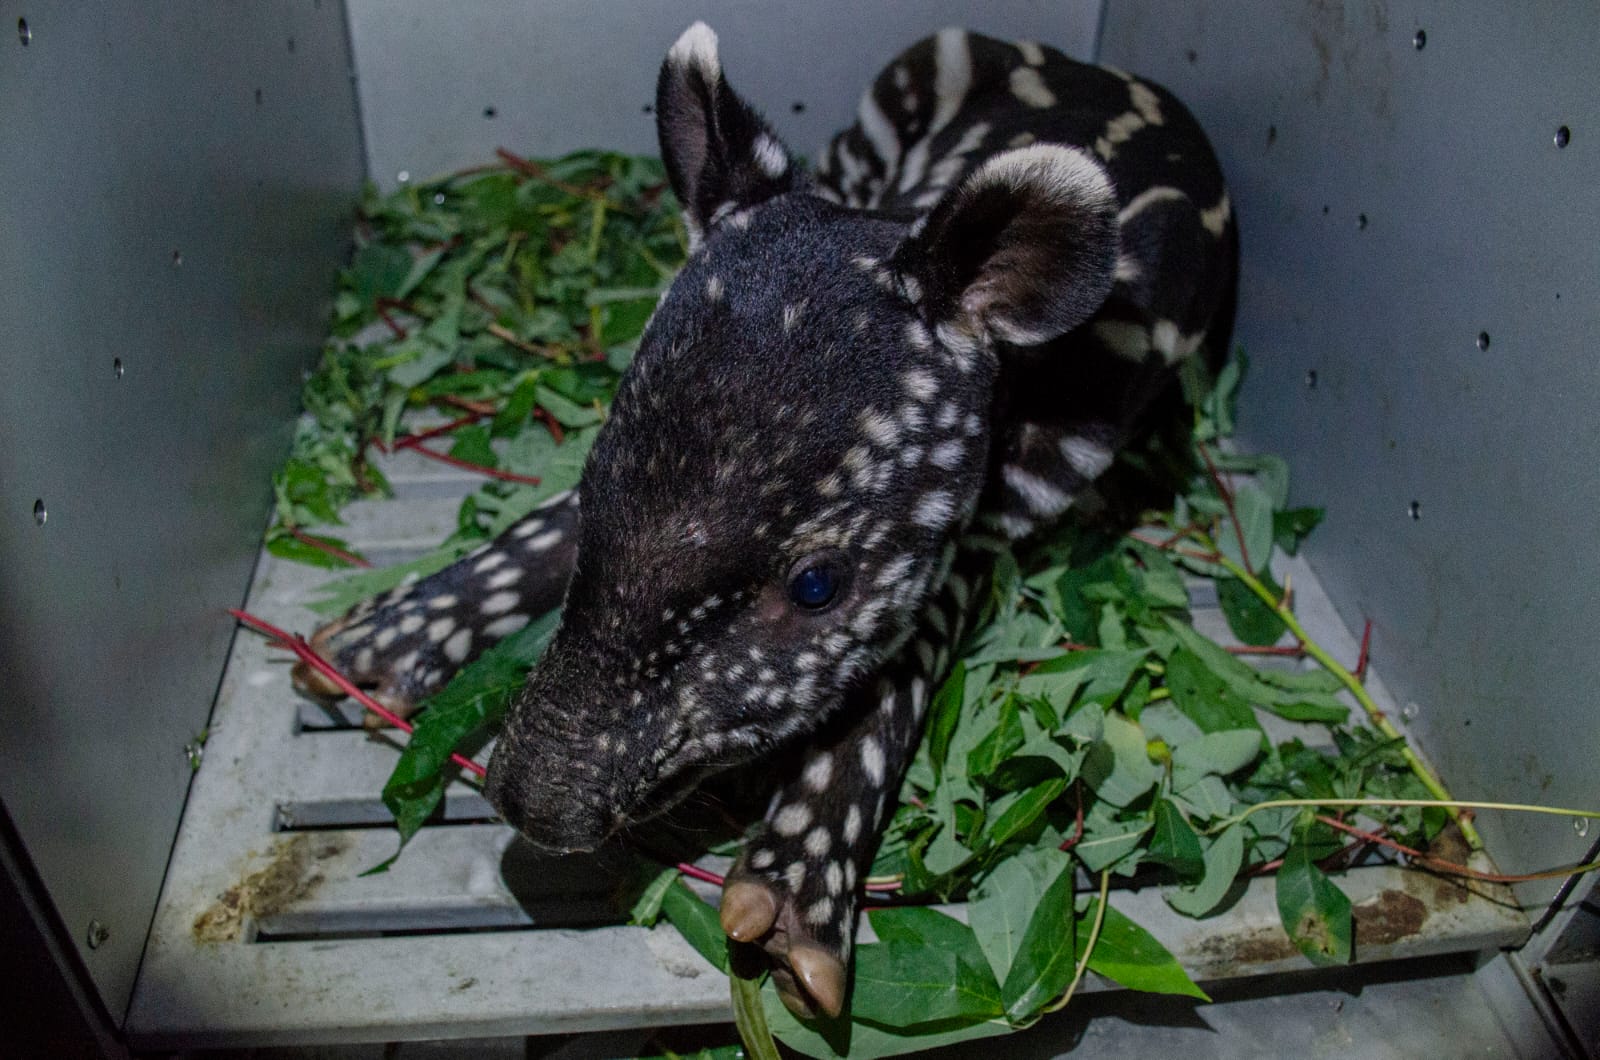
left=277, top=152, right=1456, bottom=1060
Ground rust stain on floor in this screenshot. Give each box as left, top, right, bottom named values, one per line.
left=192, top=834, right=349, bottom=942
left=1354, top=888, right=1428, bottom=945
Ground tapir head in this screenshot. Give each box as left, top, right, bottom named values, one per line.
left=483, top=23, right=1118, bottom=851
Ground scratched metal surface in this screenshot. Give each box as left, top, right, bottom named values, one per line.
left=1097, top=0, right=1600, bottom=929
left=0, top=0, right=364, bottom=1021
left=342, top=0, right=1106, bottom=191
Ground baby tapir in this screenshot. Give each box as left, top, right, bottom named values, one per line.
left=295, top=23, right=1235, bottom=1019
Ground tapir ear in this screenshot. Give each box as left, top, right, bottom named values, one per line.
left=891, top=145, right=1119, bottom=347
left=656, top=22, right=802, bottom=251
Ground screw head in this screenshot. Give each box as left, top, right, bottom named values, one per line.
left=87, top=920, right=110, bottom=949
left=1412, top=29, right=1426, bottom=50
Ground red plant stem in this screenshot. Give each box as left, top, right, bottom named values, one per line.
left=1197, top=442, right=1252, bottom=572
left=864, top=880, right=902, bottom=894
left=1311, top=814, right=1569, bottom=885
left=442, top=395, right=499, bottom=416
left=405, top=441, right=544, bottom=485
left=1059, top=782, right=1087, bottom=852
left=533, top=407, right=566, bottom=444
left=286, top=527, right=372, bottom=569
left=677, top=863, right=726, bottom=887
left=1128, top=531, right=1223, bottom=564
left=388, top=412, right=486, bottom=452
left=494, top=148, right=610, bottom=202
left=1356, top=620, right=1373, bottom=682
left=375, top=305, right=408, bottom=340
left=229, top=608, right=488, bottom=777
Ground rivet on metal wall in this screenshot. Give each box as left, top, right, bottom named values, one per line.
left=1476, top=331, right=1490, bottom=351
left=255, top=88, right=263, bottom=106
left=1412, top=29, right=1426, bottom=51
left=32, top=499, right=47, bottom=526
left=87, top=920, right=110, bottom=949
left=1304, top=369, right=1318, bottom=389
left=642, top=103, right=654, bottom=115
left=1357, top=213, right=1369, bottom=230
left=791, top=101, right=806, bottom=114
left=1554, top=125, right=1571, bottom=149
left=287, top=36, right=296, bottom=54
left=397, top=170, right=411, bottom=184
left=1408, top=500, right=1421, bottom=520
left=1266, top=124, right=1277, bottom=148
left=433, top=192, right=447, bottom=206
left=1401, top=702, right=1420, bottom=720
left=17, top=17, right=30, bottom=45
left=1577, top=817, right=1591, bottom=838
left=483, top=106, right=497, bottom=119
left=171, top=250, right=183, bottom=267
left=114, top=357, right=125, bottom=379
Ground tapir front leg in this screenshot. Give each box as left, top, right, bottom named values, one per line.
left=292, top=490, right=580, bottom=722
left=720, top=558, right=985, bottom=1018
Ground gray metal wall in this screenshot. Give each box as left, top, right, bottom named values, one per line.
left=1099, top=0, right=1599, bottom=915
left=345, top=0, right=1106, bottom=189
left=0, top=0, right=364, bottom=1022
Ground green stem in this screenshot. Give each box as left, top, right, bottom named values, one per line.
left=730, top=974, right=782, bottom=1060
left=1205, top=541, right=1485, bottom=851
left=1042, top=869, right=1111, bottom=1015
left=1221, top=796, right=1598, bottom=832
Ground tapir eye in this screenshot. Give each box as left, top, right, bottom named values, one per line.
left=786, top=551, right=850, bottom=611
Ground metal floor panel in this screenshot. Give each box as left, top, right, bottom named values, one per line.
left=128, top=445, right=1535, bottom=1048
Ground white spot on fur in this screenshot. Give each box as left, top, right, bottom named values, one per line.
left=1009, top=66, right=1056, bottom=108
left=774, top=803, right=813, bottom=836
left=806, top=897, right=835, bottom=926
left=803, top=753, right=834, bottom=791
left=443, top=627, right=472, bottom=663
left=752, top=133, right=788, bottom=178
left=859, top=737, right=886, bottom=785
left=1119, top=185, right=1189, bottom=225
left=428, top=594, right=457, bottom=610
left=929, top=439, right=964, bottom=469
left=749, top=848, right=775, bottom=870
left=1004, top=464, right=1072, bottom=516
left=399, top=614, right=424, bottom=635
left=859, top=408, right=901, bottom=448
left=474, top=552, right=507, bottom=573
left=485, top=567, right=520, bottom=590
left=1060, top=436, right=1115, bottom=479
left=804, top=827, right=832, bottom=858
left=1093, top=319, right=1151, bottom=361
left=785, top=861, right=806, bottom=891
left=482, top=591, right=520, bottom=615
left=825, top=861, right=843, bottom=894
left=426, top=617, right=455, bottom=642
left=1201, top=191, right=1232, bottom=236
left=1016, top=39, right=1046, bottom=65
left=912, top=490, right=955, bottom=528
left=524, top=529, right=563, bottom=552
left=782, top=299, right=807, bottom=332
left=483, top=613, right=530, bottom=638
left=843, top=805, right=863, bottom=845
left=705, top=275, right=724, bottom=302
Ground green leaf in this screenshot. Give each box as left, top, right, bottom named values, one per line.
left=927, top=664, right=965, bottom=782
left=1216, top=573, right=1289, bottom=646
left=1274, top=506, right=1324, bottom=555
left=629, top=865, right=678, bottom=927
left=1072, top=813, right=1151, bottom=873
left=1163, top=647, right=1263, bottom=734
left=1276, top=829, right=1353, bottom=966
left=1083, top=902, right=1209, bottom=1000
left=999, top=856, right=1080, bottom=1022
left=266, top=531, right=365, bottom=570
left=851, top=939, right=1004, bottom=1027
left=447, top=423, right=498, bottom=468
left=1147, top=799, right=1205, bottom=881
left=1215, top=482, right=1274, bottom=574
left=344, top=242, right=411, bottom=305
left=983, top=778, right=1068, bottom=851
left=1082, top=711, right=1158, bottom=807
left=1171, top=729, right=1264, bottom=789
left=386, top=342, right=454, bottom=388
left=764, top=982, right=1011, bottom=1060
left=378, top=611, right=559, bottom=862
left=659, top=879, right=729, bottom=973
left=969, top=847, right=1073, bottom=983
left=1167, top=823, right=1246, bottom=917
left=966, top=696, right=1024, bottom=779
